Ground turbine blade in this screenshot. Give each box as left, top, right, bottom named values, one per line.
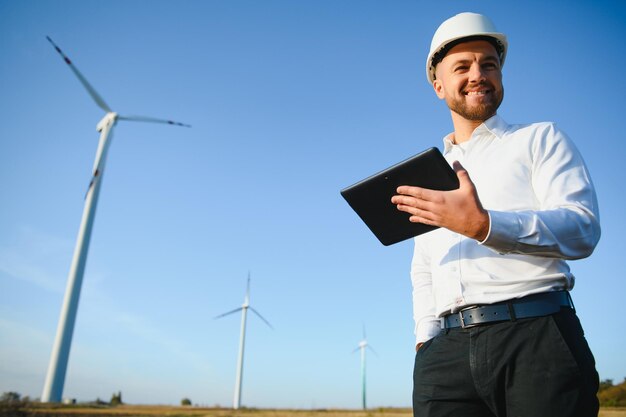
left=242, top=273, right=251, bottom=305
left=117, top=114, right=191, bottom=128
left=214, top=307, right=243, bottom=319
left=46, top=36, right=112, bottom=113
left=249, top=307, right=273, bottom=329
left=352, top=346, right=360, bottom=354
left=367, top=345, right=378, bottom=357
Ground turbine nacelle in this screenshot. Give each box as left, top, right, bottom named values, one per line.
left=97, top=112, right=118, bottom=132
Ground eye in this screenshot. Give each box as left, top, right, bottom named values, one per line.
left=483, top=62, right=499, bottom=70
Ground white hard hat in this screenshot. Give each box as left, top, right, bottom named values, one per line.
left=426, top=12, right=507, bottom=85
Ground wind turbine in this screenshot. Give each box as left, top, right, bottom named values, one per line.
left=41, top=37, right=190, bottom=403
left=215, top=274, right=273, bottom=409
left=352, top=326, right=376, bottom=410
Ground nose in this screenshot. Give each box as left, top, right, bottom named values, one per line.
left=468, top=62, right=486, bottom=83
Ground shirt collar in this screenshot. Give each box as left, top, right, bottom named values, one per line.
left=443, top=114, right=510, bottom=152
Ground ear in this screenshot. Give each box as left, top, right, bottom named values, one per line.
left=433, top=78, right=445, bottom=100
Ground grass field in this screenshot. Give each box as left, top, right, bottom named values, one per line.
left=602, top=410, right=626, bottom=417
left=2, top=404, right=625, bottom=417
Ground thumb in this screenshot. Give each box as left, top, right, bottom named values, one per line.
left=452, top=161, right=473, bottom=188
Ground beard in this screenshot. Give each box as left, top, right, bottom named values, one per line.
left=446, top=85, right=504, bottom=121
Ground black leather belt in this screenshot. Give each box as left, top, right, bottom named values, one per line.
left=442, top=291, right=573, bottom=329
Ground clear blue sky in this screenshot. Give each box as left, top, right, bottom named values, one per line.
left=1, top=0, right=625, bottom=409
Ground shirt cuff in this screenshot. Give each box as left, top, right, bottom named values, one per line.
left=415, top=318, right=442, bottom=344
left=479, top=210, right=521, bottom=254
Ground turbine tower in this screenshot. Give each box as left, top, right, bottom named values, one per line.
left=41, top=37, right=190, bottom=403
left=353, top=326, right=376, bottom=410
left=215, top=274, right=273, bottom=409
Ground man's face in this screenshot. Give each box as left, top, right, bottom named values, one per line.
left=433, top=40, right=503, bottom=122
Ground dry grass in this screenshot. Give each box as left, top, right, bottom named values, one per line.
left=4, top=404, right=625, bottom=417
left=2, top=404, right=413, bottom=417
left=601, top=409, right=626, bottom=417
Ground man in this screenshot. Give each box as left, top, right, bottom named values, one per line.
left=391, top=12, right=601, bottom=417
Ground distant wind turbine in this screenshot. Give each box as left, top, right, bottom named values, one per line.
left=215, top=274, right=273, bottom=409
left=41, top=37, right=190, bottom=403
left=353, top=326, right=376, bottom=410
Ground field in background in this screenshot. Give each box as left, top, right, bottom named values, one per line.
left=2, top=405, right=408, bottom=417
left=2, top=405, right=625, bottom=417
left=603, top=410, right=626, bottom=417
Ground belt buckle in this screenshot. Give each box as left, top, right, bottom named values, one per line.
left=459, top=311, right=466, bottom=328
left=458, top=306, right=477, bottom=329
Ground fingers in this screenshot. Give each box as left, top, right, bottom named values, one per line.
left=394, top=201, right=439, bottom=225
left=395, top=185, right=437, bottom=202
left=391, top=193, right=433, bottom=212
left=392, top=186, right=442, bottom=225
left=408, top=212, right=437, bottom=225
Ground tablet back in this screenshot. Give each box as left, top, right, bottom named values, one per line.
left=340, top=147, right=459, bottom=246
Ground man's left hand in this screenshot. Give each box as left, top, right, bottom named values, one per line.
left=391, top=161, right=490, bottom=241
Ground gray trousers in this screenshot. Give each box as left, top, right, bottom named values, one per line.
left=413, top=308, right=599, bottom=417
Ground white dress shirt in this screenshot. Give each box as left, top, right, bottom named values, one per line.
left=411, top=115, right=601, bottom=344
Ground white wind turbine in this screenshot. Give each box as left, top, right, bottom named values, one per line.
left=215, top=274, right=273, bottom=409
left=41, top=37, right=190, bottom=403
left=353, top=326, right=376, bottom=410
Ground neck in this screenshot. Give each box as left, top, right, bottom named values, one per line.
left=449, top=111, right=494, bottom=144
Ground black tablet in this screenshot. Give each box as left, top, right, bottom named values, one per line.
left=340, top=147, right=459, bottom=246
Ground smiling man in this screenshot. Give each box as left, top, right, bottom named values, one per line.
left=391, top=13, right=601, bottom=417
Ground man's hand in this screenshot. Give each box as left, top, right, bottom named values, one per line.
left=391, top=161, right=490, bottom=241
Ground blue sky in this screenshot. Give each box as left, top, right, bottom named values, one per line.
left=1, top=0, right=625, bottom=409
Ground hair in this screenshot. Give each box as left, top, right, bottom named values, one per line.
left=431, top=35, right=505, bottom=76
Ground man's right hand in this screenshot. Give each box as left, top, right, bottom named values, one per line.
left=392, top=161, right=490, bottom=242
left=416, top=342, right=424, bottom=352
